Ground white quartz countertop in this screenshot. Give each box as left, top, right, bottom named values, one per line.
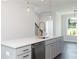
left=1, top=36, right=62, bottom=48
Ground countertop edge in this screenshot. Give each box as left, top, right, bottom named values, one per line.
left=1, top=36, right=63, bottom=48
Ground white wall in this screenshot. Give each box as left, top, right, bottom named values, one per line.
left=39, top=12, right=52, bottom=22
left=53, top=12, right=62, bottom=36
left=1, top=0, right=39, bottom=40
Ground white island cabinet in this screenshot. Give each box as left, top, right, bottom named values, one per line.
left=1, top=45, right=31, bottom=59
left=45, top=37, right=64, bottom=59
left=1, top=36, right=63, bottom=59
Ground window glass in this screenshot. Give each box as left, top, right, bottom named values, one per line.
left=67, top=18, right=77, bottom=36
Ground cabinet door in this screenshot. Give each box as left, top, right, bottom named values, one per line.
left=45, top=44, right=56, bottom=59
left=55, top=37, right=64, bottom=55
left=59, top=37, right=64, bottom=53
left=55, top=39, right=61, bottom=56
left=45, top=45, right=51, bottom=59
left=45, top=37, right=64, bottom=59
left=50, top=43, right=57, bottom=59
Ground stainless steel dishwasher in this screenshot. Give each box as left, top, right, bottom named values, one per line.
left=32, top=41, right=45, bottom=59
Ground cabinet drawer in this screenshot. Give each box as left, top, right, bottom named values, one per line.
left=16, top=45, right=31, bottom=55
left=45, top=38, right=57, bottom=45
left=17, top=52, right=31, bottom=59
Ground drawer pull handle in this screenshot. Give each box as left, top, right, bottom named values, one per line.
left=23, top=49, right=29, bottom=51
left=23, top=55, right=29, bottom=58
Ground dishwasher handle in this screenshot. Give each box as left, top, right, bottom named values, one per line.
left=32, top=42, right=45, bottom=48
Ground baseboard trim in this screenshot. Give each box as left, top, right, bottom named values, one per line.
left=64, top=41, right=77, bottom=44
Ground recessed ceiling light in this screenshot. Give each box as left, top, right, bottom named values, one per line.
left=41, top=0, right=44, bottom=2
left=26, top=1, right=31, bottom=12
left=26, top=7, right=30, bottom=12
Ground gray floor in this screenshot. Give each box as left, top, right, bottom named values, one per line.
left=54, top=42, right=77, bottom=59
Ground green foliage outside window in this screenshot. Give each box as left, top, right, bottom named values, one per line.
left=67, top=18, right=77, bottom=36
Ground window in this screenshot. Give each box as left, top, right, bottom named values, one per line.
left=67, top=18, right=77, bottom=36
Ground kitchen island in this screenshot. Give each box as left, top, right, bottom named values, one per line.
left=1, top=36, right=64, bottom=59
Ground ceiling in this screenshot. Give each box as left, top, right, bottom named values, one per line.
left=27, top=0, right=77, bottom=14
left=2, top=0, right=77, bottom=14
